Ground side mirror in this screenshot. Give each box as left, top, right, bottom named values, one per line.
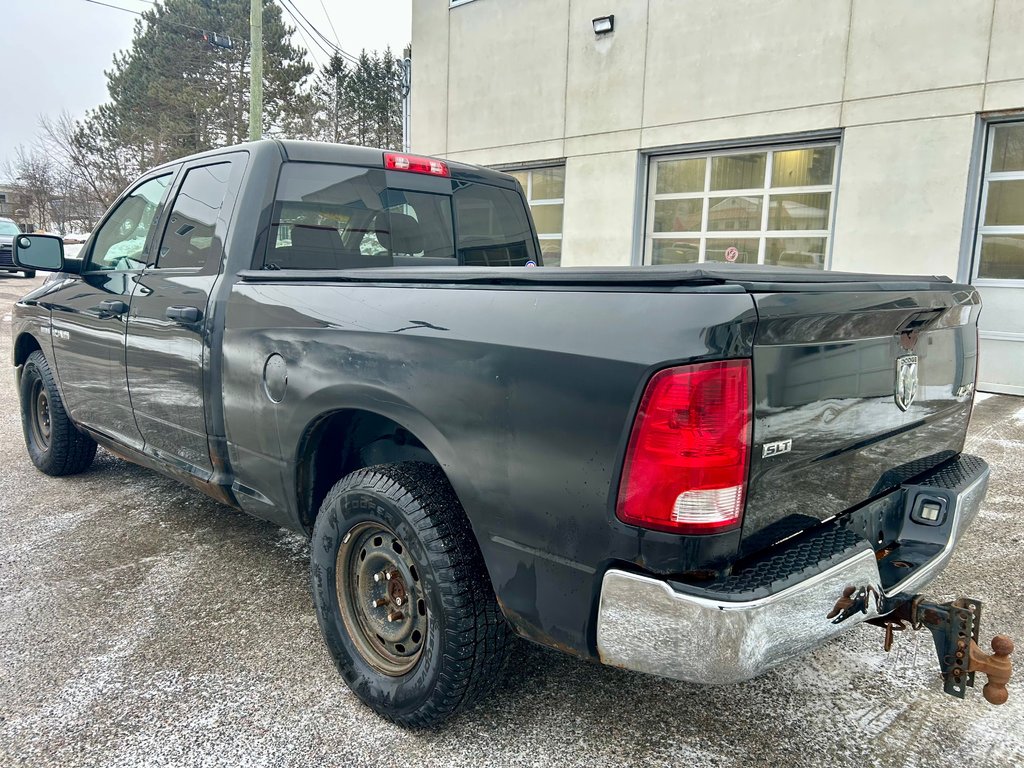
left=12, top=234, right=65, bottom=272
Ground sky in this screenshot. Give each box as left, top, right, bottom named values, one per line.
left=0, top=0, right=413, bottom=169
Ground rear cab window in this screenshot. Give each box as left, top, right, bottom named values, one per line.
left=263, top=162, right=539, bottom=269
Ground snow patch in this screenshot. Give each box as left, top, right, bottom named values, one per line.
left=273, top=528, right=310, bottom=560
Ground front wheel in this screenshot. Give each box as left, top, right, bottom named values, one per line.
left=20, top=350, right=97, bottom=475
left=311, top=462, right=512, bottom=727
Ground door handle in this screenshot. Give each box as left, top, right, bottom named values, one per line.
left=97, top=299, right=129, bottom=316
left=166, top=305, right=202, bottom=323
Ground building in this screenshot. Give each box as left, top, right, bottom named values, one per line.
left=411, top=0, right=1024, bottom=394
left=0, top=184, right=33, bottom=231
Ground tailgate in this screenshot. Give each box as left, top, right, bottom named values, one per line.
left=742, top=286, right=980, bottom=551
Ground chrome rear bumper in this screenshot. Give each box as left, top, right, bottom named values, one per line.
left=595, top=458, right=989, bottom=685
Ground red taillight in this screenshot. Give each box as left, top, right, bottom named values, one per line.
left=384, top=152, right=450, bottom=177
left=616, top=360, right=752, bottom=535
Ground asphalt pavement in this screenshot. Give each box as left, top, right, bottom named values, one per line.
left=1, top=272, right=1022, bottom=767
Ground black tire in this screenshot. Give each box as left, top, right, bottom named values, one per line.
left=311, top=461, right=512, bottom=727
left=20, top=350, right=97, bottom=476
left=22, top=270, right=36, bottom=279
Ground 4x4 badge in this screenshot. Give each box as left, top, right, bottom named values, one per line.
left=895, top=355, right=919, bottom=411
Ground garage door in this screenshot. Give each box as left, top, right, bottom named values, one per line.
left=972, top=121, right=1024, bottom=395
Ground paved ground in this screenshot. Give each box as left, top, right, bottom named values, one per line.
left=1, top=272, right=1022, bottom=768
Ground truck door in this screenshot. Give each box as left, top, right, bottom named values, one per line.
left=44, top=173, right=175, bottom=450
left=125, top=157, right=244, bottom=479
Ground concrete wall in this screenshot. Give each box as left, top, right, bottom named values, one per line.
left=412, top=0, right=1021, bottom=279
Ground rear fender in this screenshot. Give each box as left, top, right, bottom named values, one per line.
left=289, top=383, right=485, bottom=539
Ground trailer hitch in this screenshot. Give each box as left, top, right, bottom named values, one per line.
left=873, top=596, right=1014, bottom=705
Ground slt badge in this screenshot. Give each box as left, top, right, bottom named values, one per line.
left=895, top=354, right=919, bottom=411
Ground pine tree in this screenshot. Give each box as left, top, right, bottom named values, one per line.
left=370, top=49, right=403, bottom=150
left=309, top=48, right=403, bottom=150
left=56, top=0, right=409, bottom=209
left=74, top=0, right=312, bottom=187
left=311, top=52, right=351, bottom=144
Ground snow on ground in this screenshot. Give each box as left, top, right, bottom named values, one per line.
left=0, top=273, right=1022, bottom=767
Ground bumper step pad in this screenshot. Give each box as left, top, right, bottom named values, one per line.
left=673, top=527, right=870, bottom=602
left=673, top=454, right=989, bottom=604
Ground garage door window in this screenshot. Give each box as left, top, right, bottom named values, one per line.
left=974, top=122, right=1024, bottom=281
left=646, top=144, right=838, bottom=269
left=508, top=166, right=564, bottom=266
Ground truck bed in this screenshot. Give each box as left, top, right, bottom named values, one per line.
left=226, top=262, right=979, bottom=655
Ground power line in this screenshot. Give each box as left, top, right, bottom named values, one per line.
left=78, top=0, right=248, bottom=44
left=81, top=0, right=141, bottom=16
left=81, top=0, right=358, bottom=70
left=279, top=0, right=358, bottom=65
left=317, top=0, right=341, bottom=47
left=84, top=0, right=345, bottom=66
left=278, top=0, right=336, bottom=64
left=285, top=15, right=322, bottom=69
left=274, top=1, right=326, bottom=71
left=280, top=0, right=350, bottom=61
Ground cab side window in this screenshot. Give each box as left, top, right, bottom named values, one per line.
left=87, top=175, right=172, bottom=272
left=157, top=163, right=233, bottom=270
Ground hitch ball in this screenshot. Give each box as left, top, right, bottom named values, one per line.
left=881, top=595, right=1014, bottom=705
left=971, top=635, right=1014, bottom=705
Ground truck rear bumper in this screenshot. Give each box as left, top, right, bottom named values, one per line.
left=595, top=455, right=989, bottom=684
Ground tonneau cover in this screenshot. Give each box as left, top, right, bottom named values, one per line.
left=239, top=263, right=955, bottom=291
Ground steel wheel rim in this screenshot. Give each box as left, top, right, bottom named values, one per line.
left=336, top=521, right=427, bottom=676
left=30, top=380, right=51, bottom=450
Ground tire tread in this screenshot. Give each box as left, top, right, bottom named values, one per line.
left=21, top=350, right=97, bottom=476
left=314, top=462, right=512, bottom=728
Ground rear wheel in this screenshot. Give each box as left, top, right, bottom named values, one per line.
left=336, top=519, right=430, bottom=676
left=310, top=462, right=512, bottom=727
left=20, top=350, right=96, bottom=475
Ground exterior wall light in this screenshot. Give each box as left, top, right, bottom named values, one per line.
left=592, top=15, right=614, bottom=35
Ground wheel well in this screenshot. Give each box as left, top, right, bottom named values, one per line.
left=14, top=333, right=42, bottom=368
left=298, top=410, right=440, bottom=530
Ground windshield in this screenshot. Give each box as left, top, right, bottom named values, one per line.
left=264, top=162, right=538, bottom=269
left=0, top=221, right=20, bottom=236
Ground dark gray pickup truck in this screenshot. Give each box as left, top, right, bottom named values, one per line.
left=9, top=140, right=1013, bottom=726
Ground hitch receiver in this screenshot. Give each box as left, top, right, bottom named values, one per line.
left=878, top=596, right=1014, bottom=705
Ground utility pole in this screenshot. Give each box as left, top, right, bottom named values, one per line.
left=249, top=0, right=263, bottom=142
